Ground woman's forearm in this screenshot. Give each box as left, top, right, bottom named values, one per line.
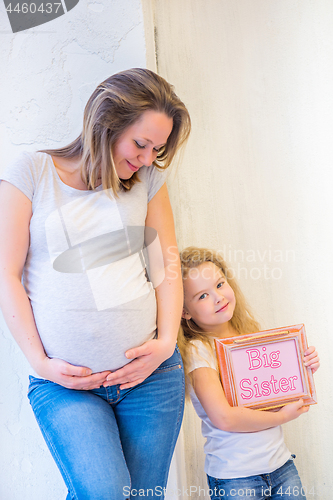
left=154, top=245, right=183, bottom=355
left=0, top=181, right=46, bottom=371
left=0, top=274, right=47, bottom=372
left=0, top=274, right=110, bottom=388
left=145, top=183, right=184, bottom=357
left=103, top=243, right=184, bottom=389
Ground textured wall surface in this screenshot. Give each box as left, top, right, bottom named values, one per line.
left=151, top=0, right=333, bottom=498
left=2, top=1, right=333, bottom=498
left=0, top=1, right=147, bottom=498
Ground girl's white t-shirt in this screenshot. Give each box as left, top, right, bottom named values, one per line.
left=188, top=339, right=291, bottom=479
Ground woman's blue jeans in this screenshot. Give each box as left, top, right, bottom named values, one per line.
left=28, top=346, right=184, bottom=500
left=207, top=457, right=306, bottom=500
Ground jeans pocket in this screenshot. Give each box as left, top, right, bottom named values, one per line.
left=27, top=376, right=55, bottom=416
left=155, top=345, right=184, bottom=373
left=27, top=375, right=49, bottom=395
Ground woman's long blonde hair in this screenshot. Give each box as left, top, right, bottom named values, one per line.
left=178, top=247, right=260, bottom=377
left=41, top=68, right=191, bottom=193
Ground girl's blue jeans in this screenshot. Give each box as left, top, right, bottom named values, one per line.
left=207, top=457, right=306, bottom=500
left=28, top=346, right=184, bottom=500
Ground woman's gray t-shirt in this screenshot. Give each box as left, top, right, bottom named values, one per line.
left=2, top=152, right=167, bottom=373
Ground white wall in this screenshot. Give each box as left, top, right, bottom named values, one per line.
left=2, top=1, right=333, bottom=498
left=0, top=2, right=148, bottom=498
left=149, top=0, right=333, bottom=498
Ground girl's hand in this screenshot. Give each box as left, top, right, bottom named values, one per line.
left=304, top=346, right=320, bottom=373
left=37, top=357, right=111, bottom=390
left=278, top=398, right=309, bottom=423
left=103, top=338, right=175, bottom=390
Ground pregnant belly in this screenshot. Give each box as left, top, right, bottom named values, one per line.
left=33, top=292, right=157, bottom=373
left=45, top=327, right=156, bottom=373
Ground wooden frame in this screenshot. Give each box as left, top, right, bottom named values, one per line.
left=214, top=324, right=317, bottom=410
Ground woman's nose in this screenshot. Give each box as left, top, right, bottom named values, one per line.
left=138, top=148, right=155, bottom=166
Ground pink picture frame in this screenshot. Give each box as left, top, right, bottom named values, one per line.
left=214, top=324, right=317, bottom=410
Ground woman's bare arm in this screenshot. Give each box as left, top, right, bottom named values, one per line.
left=0, top=181, right=110, bottom=389
left=104, top=183, right=183, bottom=389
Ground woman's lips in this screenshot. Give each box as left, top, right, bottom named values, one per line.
left=216, top=302, right=229, bottom=313
left=126, top=160, right=140, bottom=172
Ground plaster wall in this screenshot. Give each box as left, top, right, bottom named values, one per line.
left=2, top=1, right=333, bottom=498
left=0, top=1, right=149, bottom=498
left=148, top=0, right=333, bottom=497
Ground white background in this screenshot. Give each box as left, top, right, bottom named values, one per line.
left=1, top=0, right=332, bottom=498
left=151, top=0, right=332, bottom=497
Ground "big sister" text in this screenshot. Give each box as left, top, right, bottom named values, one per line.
left=239, top=347, right=299, bottom=400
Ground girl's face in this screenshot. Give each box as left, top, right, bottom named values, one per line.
left=112, top=110, right=173, bottom=180
left=182, top=261, right=236, bottom=337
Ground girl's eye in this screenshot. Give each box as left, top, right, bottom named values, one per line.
left=199, top=293, right=208, bottom=300
left=134, top=141, right=145, bottom=149
left=217, top=281, right=224, bottom=289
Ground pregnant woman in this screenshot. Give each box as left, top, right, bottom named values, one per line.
left=0, top=68, right=191, bottom=499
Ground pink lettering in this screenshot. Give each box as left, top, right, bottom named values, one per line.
left=246, top=348, right=281, bottom=370
left=270, top=375, right=279, bottom=394
left=239, top=374, right=300, bottom=401
left=288, top=375, right=298, bottom=390
left=269, top=350, right=282, bottom=368
left=260, top=380, right=271, bottom=396
left=240, top=379, right=254, bottom=399
left=262, top=350, right=270, bottom=368
left=279, top=377, right=290, bottom=392
left=253, top=377, right=261, bottom=398
left=246, top=349, right=262, bottom=370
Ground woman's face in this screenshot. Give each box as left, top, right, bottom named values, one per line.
left=112, top=110, right=173, bottom=180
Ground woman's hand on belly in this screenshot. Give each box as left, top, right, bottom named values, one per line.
left=103, top=338, right=174, bottom=390
left=38, top=357, right=111, bottom=390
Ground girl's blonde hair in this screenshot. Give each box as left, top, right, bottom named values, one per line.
left=178, top=247, right=260, bottom=377
left=41, top=68, right=191, bottom=193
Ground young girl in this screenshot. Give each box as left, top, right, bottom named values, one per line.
left=178, top=247, right=319, bottom=500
